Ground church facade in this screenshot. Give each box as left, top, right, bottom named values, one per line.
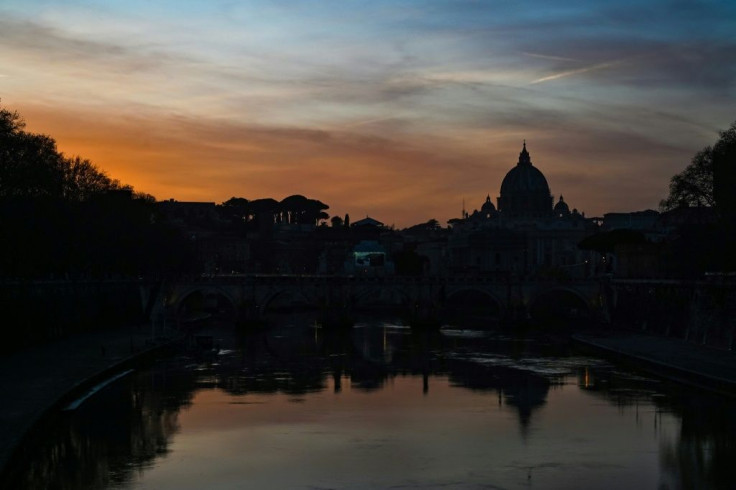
left=448, top=142, right=598, bottom=278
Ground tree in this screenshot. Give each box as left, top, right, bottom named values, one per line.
left=0, top=107, right=65, bottom=199
left=249, top=198, right=279, bottom=227
left=330, top=215, right=343, bottom=228
left=60, top=156, right=119, bottom=201
left=220, top=197, right=251, bottom=224
left=279, top=194, right=329, bottom=225
left=660, top=121, right=736, bottom=211
left=713, top=121, right=736, bottom=220
left=1, top=104, right=124, bottom=201
left=0, top=102, right=190, bottom=279
left=222, top=197, right=249, bottom=209
left=712, top=122, right=736, bottom=270
left=404, top=218, right=440, bottom=233
left=660, top=147, right=715, bottom=210
left=658, top=121, right=736, bottom=272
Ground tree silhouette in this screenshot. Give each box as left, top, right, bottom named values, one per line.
left=220, top=197, right=251, bottom=228
left=279, top=194, right=329, bottom=225
left=0, top=103, right=191, bottom=279
left=713, top=121, right=736, bottom=221
left=660, top=121, right=735, bottom=211
left=249, top=198, right=279, bottom=223
left=1, top=105, right=134, bottom=201
left=61, top=156, right=123, bottom=201
left=712, top=122, right=736, bottom=269
left=0, top=107, right=64, bottom=199
left=660, top=148, right=715, bottom=210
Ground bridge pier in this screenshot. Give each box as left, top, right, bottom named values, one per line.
left=320, top=305, right=354, bottom=329
left=410, top=301, right=441, bottom=329
left=501, top=304, right=530, bottom=327
left=318, top=279, right=355, bottom=329
left=236, top=302, right=265, bottom=328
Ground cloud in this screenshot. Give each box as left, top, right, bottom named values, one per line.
left=17, top=103, right=499, bottom=224
left=530, top=60, right=622, bottom=84
left=3, top=1, right=734, bottom=225
left=0, top=18, right=186, bottom=72
left=522, top=52, right=580, bottom=63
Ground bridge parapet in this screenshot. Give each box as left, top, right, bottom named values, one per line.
left=164, top=274, right=608, bottom=327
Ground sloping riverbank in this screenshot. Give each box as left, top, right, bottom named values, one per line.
left=0, top=326, right=182, bottom=481
left=573, top=331, right=736, bottom=396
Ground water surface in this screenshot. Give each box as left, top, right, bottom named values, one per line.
left=7, top=319, right=736, bottom=489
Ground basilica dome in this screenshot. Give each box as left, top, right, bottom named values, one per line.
left=554, top=195, right=571, bottom=217
left=481, top=195, right=496, bottom=214
left=497, top=142, right=553, bottom=219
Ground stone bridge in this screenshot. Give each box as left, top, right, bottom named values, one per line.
left=161, top=274, right=609, bottom=327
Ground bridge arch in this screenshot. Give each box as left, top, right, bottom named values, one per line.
left=443, top=287, right=504, bottom=324
left=529, top=287, right=590, bottom=326
left=171, top=285, right=238, bottom=321
left=352, top=285, right=412, bottom=309
left=261, top=287, right=319, bottom=312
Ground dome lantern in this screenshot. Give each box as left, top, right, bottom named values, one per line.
left=518, top=139, right=531, bottom=166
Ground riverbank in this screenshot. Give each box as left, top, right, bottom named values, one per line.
left=573, top=331, right=736, bottom=396
left=0, top=325, right=182, bottom=480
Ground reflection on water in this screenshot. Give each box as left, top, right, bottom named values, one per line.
left=5, top=316, right=736, bottom=489
left=5, top=363, right=197, bottom=489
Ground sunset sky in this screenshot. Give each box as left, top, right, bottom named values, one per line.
left=1, top=1, right=734, bottom=226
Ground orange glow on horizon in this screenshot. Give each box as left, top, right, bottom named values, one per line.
left=15, top=102, right=676, bottom=227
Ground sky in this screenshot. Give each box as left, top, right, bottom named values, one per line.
left=1, top=0, right=734, bottom=227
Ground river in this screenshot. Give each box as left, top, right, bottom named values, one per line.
left=6, top=315, right=736, bottom=489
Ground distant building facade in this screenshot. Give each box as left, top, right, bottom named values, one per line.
left=156, top=145, right=606, bottom=278
left=447, top=142, right=598, bottom=278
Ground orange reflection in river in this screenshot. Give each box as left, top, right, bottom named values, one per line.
left=135, top=374, right=677, bottom=490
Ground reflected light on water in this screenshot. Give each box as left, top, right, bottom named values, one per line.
left=4, top=322, right=736, bottom=490
left=131, top=375, right=676, bottom=490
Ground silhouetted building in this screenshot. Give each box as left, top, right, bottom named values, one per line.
left=157, top=200, right=250, bottom=273
left=613, top=206, right=720, bottom=278
left=448, top=142, right=598, bottom=277
left=601, top=210, right=659, bottom=232
left=497, top=141, right=554, bottom=219
left=352, top=216, right=384, bottom=228
left=347, top=240, right=395, bottom=275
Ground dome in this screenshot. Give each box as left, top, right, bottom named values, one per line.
left=554, top=195, right=570, bottom=217
left=481, top=195, right=496, bottom=213
left=497, top=142, right=553, bottom=219
left=499, top=143, right=551, bottom=195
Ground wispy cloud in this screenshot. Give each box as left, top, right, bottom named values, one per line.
left=0, top=18, right=187, bottom=71
left=337, top=117, right=402, bottom=130
left=530, top=60, right=622, bottom=84
left=522, top=52, right=580, bottom=63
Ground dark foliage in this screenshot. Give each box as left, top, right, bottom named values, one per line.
left=0, top=103, right=192, bottom=279
left=661, top=120, right=736, bottom=213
